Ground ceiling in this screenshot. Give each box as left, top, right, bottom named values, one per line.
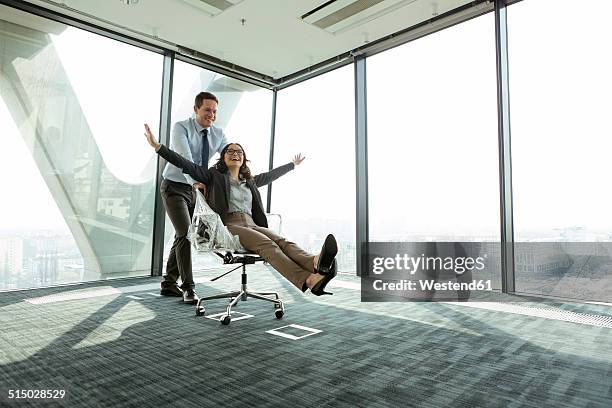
left=17, top=0, right=481, bottom=82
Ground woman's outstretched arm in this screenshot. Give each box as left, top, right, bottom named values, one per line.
left=254, top=153, right=305, bottom=187
left=143, top=123, right=212, bottom=185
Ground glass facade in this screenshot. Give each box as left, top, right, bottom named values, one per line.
left=367, top=14, right=499, bottom=242
left=508, top=0, right=612, bottom=301
left=162, top=61, right=273, bottom=272
left=366, top=13, right=501, bottom=287
left=273, top=65, right=356, bottom=273
left=0, top=6, right=162, bottom=289
left=3, top=0, right=610, bottom=303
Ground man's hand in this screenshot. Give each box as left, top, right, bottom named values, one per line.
left=193, top=182, right=206, bottom=191
left=292, top=153, right=305, bottom=166
left=144, top=123, right=161, bottom=151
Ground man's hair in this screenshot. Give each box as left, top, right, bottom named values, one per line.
left=195, top=91, right=219, bottom=108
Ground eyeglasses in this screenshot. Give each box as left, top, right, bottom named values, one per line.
left=225, top=149, right=244, bottom=156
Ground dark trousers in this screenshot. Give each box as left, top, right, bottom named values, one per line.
left=160, top=179, right=196, bottom=290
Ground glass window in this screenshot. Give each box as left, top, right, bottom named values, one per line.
left=163, top=61, right=273, bottom=271
left=273, top=65, right=356, bottom=273
left=367, top=14, right=500, bottom=286
left=508, top=0, right=612, bottom=301
left=0, top=5, right=163, bottom=290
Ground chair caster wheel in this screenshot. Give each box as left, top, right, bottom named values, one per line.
left=275, top=310, right=284, bottom=319
left=195, top=306, right=205, bottom=316
left=220, top=314, right=231, bottom=325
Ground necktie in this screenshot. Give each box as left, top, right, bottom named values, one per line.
left=201, top=128, right=209, bottom=167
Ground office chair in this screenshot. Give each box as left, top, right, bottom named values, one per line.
left=193, top=214, right=285, bottom=325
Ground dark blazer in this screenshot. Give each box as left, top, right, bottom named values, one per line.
left=158, top=144, right=294, bottom=228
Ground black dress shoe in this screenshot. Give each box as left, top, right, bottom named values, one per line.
left=316, top=234, right=338, bottom=275
left=311, top=260, right=337, bottom=296
left=160, top=285, right=183, bottom=297
left=183, top=289, right=199, bottom=304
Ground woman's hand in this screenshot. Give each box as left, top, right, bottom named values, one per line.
left=292, top=153, right=305, bottom=166
left=144, top=123, right=161, bottom=151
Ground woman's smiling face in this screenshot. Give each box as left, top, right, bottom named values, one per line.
left=224, top=144, right=244, bottom=168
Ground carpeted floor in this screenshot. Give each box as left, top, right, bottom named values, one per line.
left=1, top=265, right=611, bottom=407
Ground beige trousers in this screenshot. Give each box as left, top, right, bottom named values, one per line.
left=225, top=213, right=314, bottom=291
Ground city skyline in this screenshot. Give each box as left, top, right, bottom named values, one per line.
left=3, top=223, right=612, bottom=294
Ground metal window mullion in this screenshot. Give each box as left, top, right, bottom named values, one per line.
left=174, top=54, right=275, bottom=89
left=494, top=0, right=515, bottom=293
left=151, top=51, right=174, bottom=277
left=355, top=57, right=368, bottom=277
left=266, top=90, right=277, bottom=213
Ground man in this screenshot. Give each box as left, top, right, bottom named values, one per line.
left=160, top=91, right=228, bottom=303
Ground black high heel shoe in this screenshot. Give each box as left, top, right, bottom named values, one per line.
left=311, top=260, right=337, bottom=296
left=316, top=234, right=337, bottom=275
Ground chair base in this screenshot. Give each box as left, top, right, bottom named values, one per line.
left=195, top=263, right=285, bottom=325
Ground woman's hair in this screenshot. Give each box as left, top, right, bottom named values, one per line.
left=214, top=143, right=253, bottom=179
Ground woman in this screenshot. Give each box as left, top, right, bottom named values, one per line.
left=144, top=124, right=337, bottom=296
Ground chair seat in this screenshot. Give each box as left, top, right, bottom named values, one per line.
left=214, top=250, right=263, bottom=265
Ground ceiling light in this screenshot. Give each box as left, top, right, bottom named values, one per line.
left=180, top=0, right=244, bottom=16
left=119, top=0, right=140, bottom=5
left=302, top=0, right=419, bottom=35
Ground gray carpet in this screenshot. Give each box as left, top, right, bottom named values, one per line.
left=1, top=265, right=611, bottom=407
